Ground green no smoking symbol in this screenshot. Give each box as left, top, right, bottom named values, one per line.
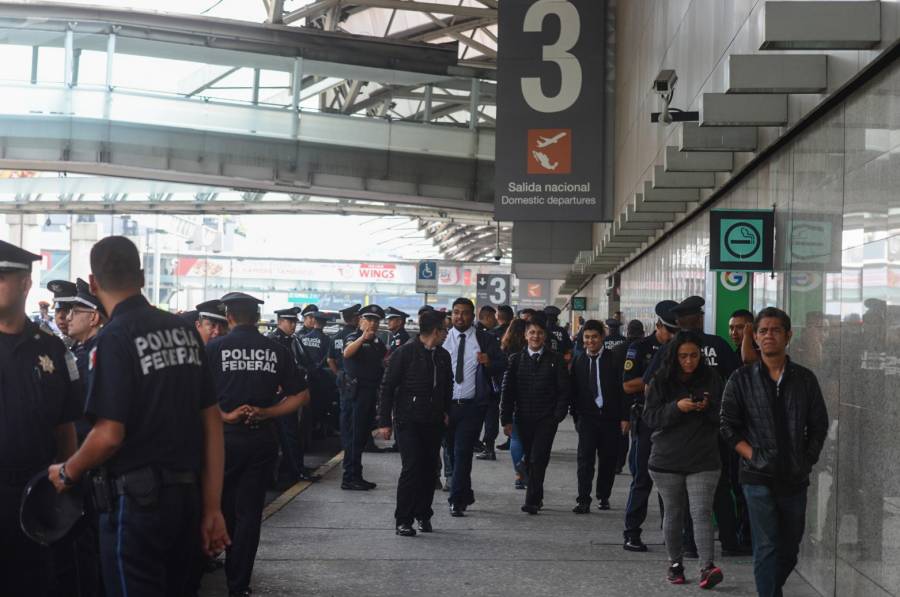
left=721, top=219, right=763, bottom=263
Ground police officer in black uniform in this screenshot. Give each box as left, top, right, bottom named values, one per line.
left=49, top=235, right=230, bottom=597
left=47, top=279, right=77, bottom=348
left=385, top=307, right=411, bottom=353
left=207, top=292, right=308, bottom=597
left=195, top=299, right=229, bottom=344
left=327, top=304, right=361, bottom=377
left=0, top=241, right=80, bottom=597
left=543, top=305, right=574, bottom=361
left=297, top=304, right=319, bottom=338
left=622, top=300, right=679, bottom=552
left=603, top=318, right=627, bottom=351
left=301, top=310, right=337, bottom=437
left=341, top=304, right=387, bottom=490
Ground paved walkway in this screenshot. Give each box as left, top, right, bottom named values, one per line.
left=201, top=424, right=821, bottom=597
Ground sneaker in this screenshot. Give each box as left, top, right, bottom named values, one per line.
left=699, top=564, right=723, bottom=589
left=667, top=562, right=686, bottom=585
left=514, top=478, right=526, bottom=490
left=496, top=440, right=510, bottom=451
left=623, top=537, right=648, bottom=552
left=572, top=503, right=590, bottom=514
left=475, top=450, right=496, bottom=461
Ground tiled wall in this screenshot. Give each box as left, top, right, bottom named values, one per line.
left=586, top=55, right=900, bottom=596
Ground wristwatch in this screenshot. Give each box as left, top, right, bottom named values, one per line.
left=59, top=463, right=76, bottom=487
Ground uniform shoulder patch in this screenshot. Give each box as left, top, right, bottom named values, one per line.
left=625, top=348, right=637, bottom=359
left=623, top=360, right=634, bottom=371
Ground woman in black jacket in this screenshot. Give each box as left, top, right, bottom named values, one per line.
left=500, top=314, right=571, bottom=514
left=643, top=331, right=724, bottom=588
left=376, top=309, right=452, bottom=537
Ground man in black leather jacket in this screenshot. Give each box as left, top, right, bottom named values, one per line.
left=376, top=309, right=452, bottom=536
left=720, top=307, right=828, bottom=597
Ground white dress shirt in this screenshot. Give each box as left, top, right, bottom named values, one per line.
left=444, top=325, right=479, bottom=400
left=587, top=348, right=604, bottom=409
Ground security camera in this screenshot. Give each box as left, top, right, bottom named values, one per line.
left=492, top=247, right=503, bottom=261
left=652, top=69, right=677, bottom=96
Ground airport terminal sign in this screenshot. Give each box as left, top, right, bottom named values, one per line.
left=710, top=209, right=775, bottom=272
left=495, top=0, right=609, bottom=222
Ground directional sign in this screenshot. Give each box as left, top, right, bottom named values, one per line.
left=416, top=260, right=438, bottom=294
left=571, top=296, right=587, bottom=311
left=476, top=274, right=511, bottom=309
left=710, top=209, right=774, bottom=272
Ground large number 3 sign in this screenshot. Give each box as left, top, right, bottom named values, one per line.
left=521, top=0, right=582, bottom=113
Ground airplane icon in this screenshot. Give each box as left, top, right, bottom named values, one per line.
left=535, top=131, right=567, bottom=149
left=531, top=150, right=558, bottom=171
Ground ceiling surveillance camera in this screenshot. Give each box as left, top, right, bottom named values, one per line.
left=492, top=247, right=503, bottom=261
left=652, top=69, right=677, bottom=95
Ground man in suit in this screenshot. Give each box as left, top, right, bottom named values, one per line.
left=571, top=320, right=630, bottom=513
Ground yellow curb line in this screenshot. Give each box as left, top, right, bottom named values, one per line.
left=262, top=451, right=344, bottom=522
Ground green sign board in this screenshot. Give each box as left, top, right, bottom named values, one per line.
left=714, top=271, right=751, bottom=346
left=571, top=296, right=587, bottom=311
left=288, top=296, right=319, bottom=304
left=710, top=209, right=775, bottom=271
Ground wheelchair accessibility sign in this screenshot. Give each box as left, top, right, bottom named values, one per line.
left=417, top=260, right=438, bottom=293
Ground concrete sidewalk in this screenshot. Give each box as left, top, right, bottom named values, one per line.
left=201, top=423, right=821, bottom=597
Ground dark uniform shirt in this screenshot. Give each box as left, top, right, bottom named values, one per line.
left=623, top=333, right=663, bottom=388
left=0, top=320, right=81, bottom=475
left=343, top=331, right=387, bottom=386
left=603, top=331, right=628, bottom=352
left=387, top=328, right=410, bottom=353
left=71, top=335, right=99, bottom=442
left=642, top=331, right=741, bottom=385
left=206, top=324, right=306, bottom=415
left=329, top=324, right=357, bottom=371
left=299, top=328, right=333, bottom=371
left=267, top=328, right=307, bottom=370
left=491, top=323, right=509, bottom=343
left=546, top=324, right=574, bottom=355
left=85, top=295, right=217, bottom=476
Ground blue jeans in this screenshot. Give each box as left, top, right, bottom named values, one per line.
left=743, top=484, right=808, bottom=597
left=510, top=422, right=524, bottom=471
left=445, top=399, right=487, bottom=507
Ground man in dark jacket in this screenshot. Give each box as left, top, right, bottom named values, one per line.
left=570, top=320, right=629, bottom=513
left=501, top=314, right=571, bottom=514
left=721, top=307, right=828, bottom=597
left=376, top=309, right=452, bottom=536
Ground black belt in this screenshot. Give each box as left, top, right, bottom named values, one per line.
left=112, top=468, right=197, bottom=496
left=451, top=398, right=474, bottom=406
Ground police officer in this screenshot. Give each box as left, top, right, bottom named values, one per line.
left=297, top=304, right=319, bottom=337
left=300, top=310, right=337, bottom=440
left=603, top=318, right=627, bottom=351
left=207, top=292, right=308, bottom=597
left=493, top=305, right=513, bottom=342
left=622, top=300, right=679, bottom=552
left=267, top=307, right=318, bottom=484
left=46, top=279, right=77, bottom=347
left=0, top=241, right=80, bottom=597
left=341, top=304, right=387, bottom=490
left=195, top=299, right=229, bottom=344
left=543, top=305, right=574, bottom=361
left=48, top=235, right=230, bottom=597
left=476, top=304, right=497, bottom=332
left=385, top=307, right=410, bottom=353
left=327, top=304, right=360, bottom=376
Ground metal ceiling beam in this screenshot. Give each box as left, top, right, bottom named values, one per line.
left=267, top=0, right=285, bottom=24
left=333, top=0, right=495, bottom=19
left=397, top=16, right=497, bottom=43
left=423, top=12, right=496, bottom=58
left=283, top=0, right=342, bottom=24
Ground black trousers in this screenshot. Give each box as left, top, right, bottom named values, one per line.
left=98, top=484, right=200, bottom=597
left=1, top=483, right=52, bottom=597
left=517, top=417, right=559, bottom=507
left=340, top=384, right=377, bottom=483
left=481, top=400, right=500, bottom=448
left=395, top=421, right=444, bottom=525
left=576, top=417, right=621, bottom=504
left=223, top=429, right=278, bottom=594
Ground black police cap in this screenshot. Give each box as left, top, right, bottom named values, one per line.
left=671, top=295, right=706, bottom=318
left=301, top=304, right=319, bottom=316
left=312, top=310, right=332, bottom=321
left=196, top=299, right=228, bottom=322
left=385, top=307, right=409, bottom=320
left=56, top=278, right=105, bottom=316
left=654, top=300, right=680, bottom=329
left=0, top=239, right=41, bottom=273
left=358, top=304, right=385, bottom=320
left=274, top=306, right=300, bottom=320
left=219, top=292, right=264, bottom=308
left=544, top=305, right=561, bottom=317
left=605, top=318, right=622, bottom=329
left=47, top=279, right=77, bottom=299
left=340, top=304, right=361, bottom=321
left=19, top=471, right=85, bottom=546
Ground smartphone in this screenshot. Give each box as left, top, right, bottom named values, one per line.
left=691, top=391, right=710, bottom=404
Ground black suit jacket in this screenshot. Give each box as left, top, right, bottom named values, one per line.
left=570, top=350, right=629, bottom=422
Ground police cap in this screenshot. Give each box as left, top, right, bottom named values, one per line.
left=385, top=307, right=409, bottom=320
left=196, top=299, right=228, bottom=322
left=220, top=292, right=264, bottom=309
left=654, top=300, right=679, bottom=330
left=274, top=306, right=300, bottom=320
left=605, top=318, right=622, bottom=329
left=0, top=239, right=41, bottom=273
left=358, top=304, right=385, bottom=320
left=340, top=304, right=361, bottom=322
left=544, top=305, right=561, bottom=317
left=671, top=295, right=705, bottom=318
left=19, top=471, right=85, bottom=546
left=56, top=278, right=106, bottom=316
left=301, top=304, right=319, bottom=316
left=312, top=310, right=332, bottom=322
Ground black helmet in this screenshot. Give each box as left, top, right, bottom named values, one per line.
left=19, top=471, right=85, bottom=546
